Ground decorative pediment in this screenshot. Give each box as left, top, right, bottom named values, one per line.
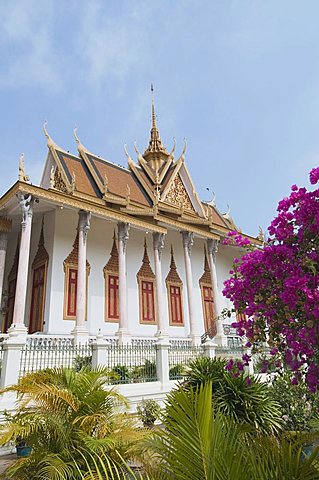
left=64, top=231, right=90, bottom=272
left=166, top=246, right=182, bottom=285
left=103, top=233, right=119, bottom=275
left=137, top=239, right=155, bottom=280
left=32, top=220, right=49, bottom=269
left=164, top=174, right=195, bottom=212
left=199, top=248, right=212, bottom=286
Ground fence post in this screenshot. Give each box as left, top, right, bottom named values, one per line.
left=156, top=337, right=170, bottom=389
left=0, top=332, right=27, bottom=388
left=203, top=338, right=217, bottom=359
left=246, top=348, right=254, bottom=376
left=92, top=332, right=108, bottom=368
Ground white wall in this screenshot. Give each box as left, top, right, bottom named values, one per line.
left=6, top=206, right=239, bottom=338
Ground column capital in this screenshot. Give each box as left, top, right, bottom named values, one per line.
left=153, top=232, right=165, bottom=259
left=78, top=210, right=91, bottom=244
left=181, top=230, right=194, bottom=257
left=17, top=193, right=33, bottom=231
left=207, top=239, right=219, bottom=261
left=118, top=222, right=130, bottom=253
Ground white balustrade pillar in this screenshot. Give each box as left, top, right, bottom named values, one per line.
left=153, top=232, right=168, bottom=338
left=10, top=194, right=33, bottom=334
left=207, top=239, right=227, bottom=346
left=92, top=332, right=108, bottom=368
left=0, top=218, right=11, bottom=308
left=182, top=231, right=201, bottom=345
left=116, top=222, right=130, bottom=344
left=72, top=210, right=91, bottom=344
left=156, top=337, right=170, bottom=388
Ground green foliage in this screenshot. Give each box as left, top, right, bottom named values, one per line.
left=74, top=451, right=149, bottom=479
left=110, top=361, right=157, bottom=385
left=169, top=363, right=184, bottom=380
left=144, top=383, right=319, bottom=480
left=137, top=399, right=161, bottom=427
left=74, top=355, right=93, bottom=372
left=181, top=356, right=283, bottom=434
left=269, top=371, right=319, bottom=432
left=0, top=367, right=148, bottom=479
left=110, top=364, right=131, bottom=384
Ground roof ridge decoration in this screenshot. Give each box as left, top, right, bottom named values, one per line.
left=18, top=154, right=30, bottom=183
left=32, top=218, right=49, bottom=269
left=165, top=245, right=182, bottom=285
left=137, top=238, right=155, bottom=279
left=103, top=231, right=119, bottom=274
left=43, top=122, right=74, bottom=194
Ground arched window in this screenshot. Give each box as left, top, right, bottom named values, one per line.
left=29, top=220, right=49, bottom=333
left=166, top=247, right=184, bottom=326
left=104, top=234, right=119, bottom=322
left=137, top=240, right=156, bottom=324
left=63, top=231, right=90, bottom=320
left=199, top=249, right=216, bottom=336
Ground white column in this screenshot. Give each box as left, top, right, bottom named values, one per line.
left=116, top=222, right=130, bottom=344
left=72, top=210, right=91, bottom=344
left=0, top=219, right=11, bottom=307
left=207, top=239, right=227, bottom=346
left=9, top=194, right=33, bottom=334
left=182, top=231, right=201, bottom=345
left=153, top=232, right=168, bottom=338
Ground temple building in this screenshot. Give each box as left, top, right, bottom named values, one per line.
left=0, top=97, right=259, bottom=345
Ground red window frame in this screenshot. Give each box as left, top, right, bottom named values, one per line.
left=67, top=268, right=78, bottom=318
left=107, top=274, right=119, bottom=320
left=140, top=280, right=155, bottom=323
left=202, top=285, right=214, bottom=331
left=169, top=284, right=183, bottom=325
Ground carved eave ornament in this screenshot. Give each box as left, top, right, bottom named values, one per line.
left=199, top=248, right=212, bottom=286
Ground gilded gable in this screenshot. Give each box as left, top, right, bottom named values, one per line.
left=165, top=174, right=195, bottom=212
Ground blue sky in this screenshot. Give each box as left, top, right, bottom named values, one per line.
left=1, top=0, right=318, bottom=236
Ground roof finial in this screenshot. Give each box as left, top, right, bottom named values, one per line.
left=151, top=83, right=157, bottom=131
left=18, top=153, right=29, bottom=183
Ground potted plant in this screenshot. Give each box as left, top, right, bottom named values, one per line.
left=16, top=437, right=32, bottom=457
left=137, top=399, right=161, bottom=428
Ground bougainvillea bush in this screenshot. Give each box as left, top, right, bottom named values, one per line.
left=223, top=168, right=319, bottom=392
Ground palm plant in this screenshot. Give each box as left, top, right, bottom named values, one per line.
left=182, top=356, right=283, bottom=433
left=0, top=367, right=148, bottom=479
left=143, top=384, right=319, bottom=480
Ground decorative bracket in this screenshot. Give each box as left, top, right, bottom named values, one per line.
left=153, top=232, right=165, bottom=260
left=78, top=210, right=91, bottom=245
left=182, top=231, right=194, bottom=257
left=118, top=222, right=130, bottom=254
left=17, top=193, right=33, bottom=231
left=207, top=239, right=219, bottom=262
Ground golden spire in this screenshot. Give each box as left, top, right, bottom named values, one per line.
left=143, top=84, right=169, bottom=158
